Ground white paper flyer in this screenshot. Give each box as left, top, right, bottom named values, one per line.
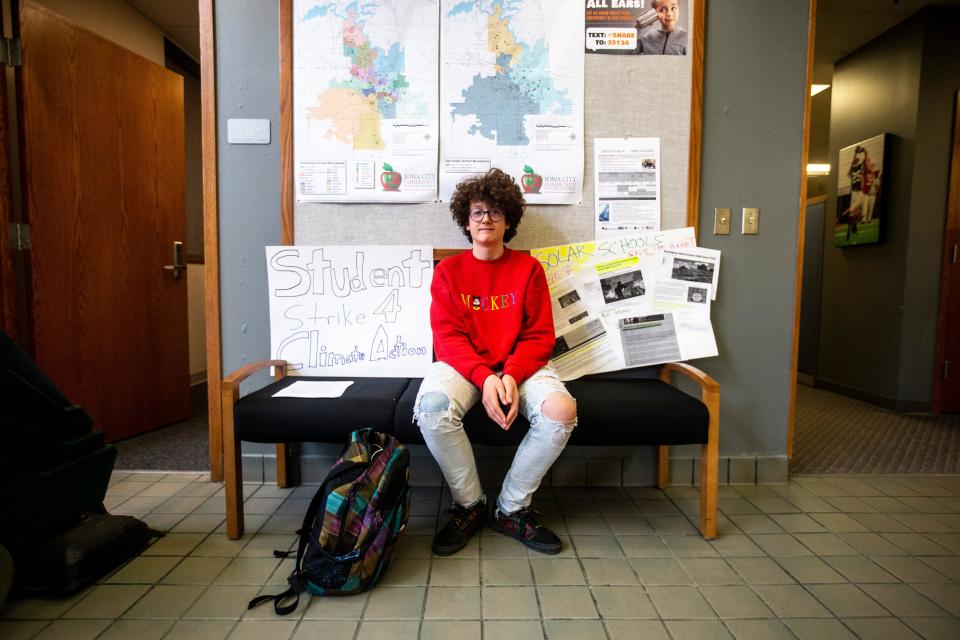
left=594, top=137, right=661, bottom=237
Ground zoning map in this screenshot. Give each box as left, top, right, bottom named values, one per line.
left=292, top=0, right=584, bottom=203
left=440, top=0, right=584, bottom=203
left=294, top=0, right=439, bottom=201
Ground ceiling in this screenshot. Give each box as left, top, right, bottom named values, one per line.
left=126, top=0, right=199, bottom=61
left=814, top=0, right=960, bottom=83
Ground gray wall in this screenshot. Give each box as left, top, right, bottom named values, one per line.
left=818, top=9, right=957, bottom=408
left=694, top=0, right=809, bottom=456
left=216, top=0, right=281, bottom=391
left=900, top=9, right=960, bottom=402
left=799, top=200, right=825, bottom=376
left=216, top=1, right=810, bottom=464
left=819, top=16, right=922, bottom=402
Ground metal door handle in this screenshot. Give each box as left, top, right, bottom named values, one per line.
left=163, top=241, right=186, bottom=279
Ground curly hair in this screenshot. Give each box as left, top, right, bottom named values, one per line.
left=449, top=168, right=525, bottom=243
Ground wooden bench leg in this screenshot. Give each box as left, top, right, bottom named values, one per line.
left=657, top=445, right=669, bottom=490
left=276, top=443, right=290, bottom=488
left=219, top=359, right=288, bottom=539
left=222, top=386, right=244, bottom=539
left=699, top=386, right=720, bottom=540
left=699, top=441, right=718, bottom=539
left=659, top=362, right=720, bottom=540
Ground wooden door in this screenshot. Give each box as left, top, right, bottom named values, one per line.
left=19, top=1, right=190, bottom=440
left=935, top=93, right=960, bottom=413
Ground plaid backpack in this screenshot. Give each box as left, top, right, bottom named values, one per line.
left=249, top=429, right=411, bottom=615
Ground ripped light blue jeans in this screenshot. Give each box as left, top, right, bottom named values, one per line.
left=413, top=361, right=577, bottom=514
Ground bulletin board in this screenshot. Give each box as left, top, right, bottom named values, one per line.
left=278, top=0, right=705, bottom=249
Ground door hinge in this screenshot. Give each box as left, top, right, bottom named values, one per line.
left=0, top=38, right=21, bottom=66
left=946, top=360, right=951, bottom=381
left=952, top=243, right=958, bottom=264
left=8, top=222, right=30, bottom=250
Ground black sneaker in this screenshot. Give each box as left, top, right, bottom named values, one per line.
left=490, top=507, right=562, bottom=555
left=432, top=500, right=487, bottom=556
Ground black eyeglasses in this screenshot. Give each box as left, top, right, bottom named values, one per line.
left=469, top=208, right=504, bottom=222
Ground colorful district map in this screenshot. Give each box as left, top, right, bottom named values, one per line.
left=440, top=0, right=584, bottom=203
left=295, top=0, right=439, bottom=202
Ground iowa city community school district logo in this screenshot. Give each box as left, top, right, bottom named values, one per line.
left=380, top=163, right=402, bottom=191
left=521, top=164, right=542, bottom=194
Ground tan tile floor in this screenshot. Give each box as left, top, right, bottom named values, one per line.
left=2, top=472, right=959, bottom=639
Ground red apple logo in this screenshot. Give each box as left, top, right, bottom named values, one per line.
left=520, top=165, right=542, bottom=193
left=380, top=163, right=402, bottom=191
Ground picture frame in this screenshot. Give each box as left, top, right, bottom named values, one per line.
left=835, top=133, right=885, bottom=247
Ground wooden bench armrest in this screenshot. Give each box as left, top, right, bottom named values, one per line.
left=659, top=362, right=719, bottom=393
left=222, top=360, right=288, bottom=393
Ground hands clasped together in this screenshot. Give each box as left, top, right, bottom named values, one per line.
left=482, top=373, right=518, bottom=430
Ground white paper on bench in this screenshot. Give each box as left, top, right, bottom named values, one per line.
left=271, top=380, right=354, bottom=398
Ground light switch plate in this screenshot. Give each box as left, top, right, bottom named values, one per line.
left=714, top=208, right=731, bottom=235
left=742, top=207, right=760, bottom=234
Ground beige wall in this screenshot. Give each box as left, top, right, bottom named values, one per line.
left=187, top=264, right=206, bottom=381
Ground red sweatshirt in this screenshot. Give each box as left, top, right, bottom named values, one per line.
left=431, top=248, right=555, bottom=388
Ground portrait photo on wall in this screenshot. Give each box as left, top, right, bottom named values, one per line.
left=585, top=0, right=689, bottom=55
left=835, top=133, right=885, bottom=247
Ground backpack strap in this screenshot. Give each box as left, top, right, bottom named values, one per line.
left=247, top=459, right=367, bottom=615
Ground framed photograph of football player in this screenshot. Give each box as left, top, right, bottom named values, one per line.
left=835, top=134, right=885, bottom=247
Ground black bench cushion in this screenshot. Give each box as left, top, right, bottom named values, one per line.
left=394, top=376, right=708, bottom=447
left=234, top=377, right=411, bottom=443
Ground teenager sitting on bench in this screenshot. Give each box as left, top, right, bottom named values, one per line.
left=413, top=168, right=577, bottom=556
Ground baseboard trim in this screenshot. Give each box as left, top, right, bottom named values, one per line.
left=815, top=379, right=931, bottom=413
left=189, top=381, right=208, bottom=414
left=242, top=451, right=792, bottom=486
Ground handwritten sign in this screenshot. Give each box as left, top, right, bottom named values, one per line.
left=266, top=246, right=434, bottom=377
left=531, top=227, right=697, bottom=285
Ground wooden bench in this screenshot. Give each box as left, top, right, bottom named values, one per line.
left=220, top=248, right=720, bottom=540
left=221, top=360, right=719, bottom=540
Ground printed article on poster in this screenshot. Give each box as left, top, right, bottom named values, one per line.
left=594, top=137, right=661, bottom=238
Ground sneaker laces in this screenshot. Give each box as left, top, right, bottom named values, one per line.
left=503, top=507, right=543, bottom=530
left=443, top=502, right=478, bottom=529
left=443, top=505, right=467, bottom=528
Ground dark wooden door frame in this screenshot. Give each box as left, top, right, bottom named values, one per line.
left=200, top=0, right=224, bottom=481
left=933, top=92, right=960, bottom=414
left=0, top=0, right=16, bottom=339
left=787, top=0, right=817, bottom=458
left=0, top=0, right=28, bottom=348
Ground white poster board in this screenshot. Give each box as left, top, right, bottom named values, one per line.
left=266, top=246, right=434, bottom=376
left=533, top=228, right=718, bottom=380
